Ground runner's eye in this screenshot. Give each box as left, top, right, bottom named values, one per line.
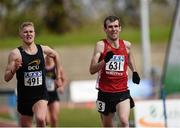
left=108, top=25, right=119, bottom=29
left=114, top=25, right=119, bottom=28
left=23, top=30, right=33, bottom=34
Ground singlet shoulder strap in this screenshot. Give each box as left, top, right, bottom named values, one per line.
left=102, top=39, right=109, bottom=53
left=119, top=39, right=128, bottom=54
left=17, top=46, right=23, bottom=52
left=36, top=44, right=41, bottom=49
left=36, top=44, right=45, bottom=65
left=36, top=44, right=43, bottom=54
left=119, top=39, right=126, bottom=48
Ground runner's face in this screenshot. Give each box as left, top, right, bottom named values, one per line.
left=104, top=20, right=121, bottom=41
left=20, top=25, right=35, bottom=45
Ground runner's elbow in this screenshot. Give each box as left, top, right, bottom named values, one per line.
left=89, top=68, right=96, bottom=75
left=4, top=75, right=11, bottom=82
left=4, top=77, right=10, bottom=82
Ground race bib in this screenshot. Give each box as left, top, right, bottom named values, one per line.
left=45, top=77, right=55, bottom=91
left=96, top=100, right=105, bottom=112
left=24, top=71, right=42, bottom=86
left=105, top=55, right=125, bottom=72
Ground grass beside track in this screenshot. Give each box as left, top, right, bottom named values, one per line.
left=0, top=24, right=170, bottom=49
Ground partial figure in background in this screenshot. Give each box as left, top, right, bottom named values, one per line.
left=45, top=55, right=67, bottom=127
left=8, top=90, right=17, bottom=121
left=89, top=16, right=140, bottom=127
left=4, top=22, right=62, bottom=127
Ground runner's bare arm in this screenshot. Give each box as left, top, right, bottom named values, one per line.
left=4, top=49, right=22, bottom=82
left=125, top=41, right=137, bottom=72
left=42, top=45, right=62, bottom=87
left=89, top=41, right=105, bottom=74
left=56, top=65, right=68, bottom=93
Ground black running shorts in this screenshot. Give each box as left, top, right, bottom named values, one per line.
left=96, top=90, right=135, bottom=115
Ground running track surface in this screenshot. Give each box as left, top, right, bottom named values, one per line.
left=0, top=121, right=17, bottom=127
left=0, top=106, right=17, bottom=127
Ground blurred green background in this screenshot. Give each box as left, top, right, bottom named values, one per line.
left=0, top=0, right=174, bottom=49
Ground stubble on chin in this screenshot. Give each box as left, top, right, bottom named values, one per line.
left=108, top=35, right=119, bottom=42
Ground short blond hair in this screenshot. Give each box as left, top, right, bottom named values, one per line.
left=19, top=22, right=34, bottom=32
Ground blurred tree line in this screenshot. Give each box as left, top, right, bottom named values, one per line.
left=0, top=0, right=173, bottom=37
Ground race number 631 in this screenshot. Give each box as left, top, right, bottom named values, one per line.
left=106, top=55, right=125, bottom=71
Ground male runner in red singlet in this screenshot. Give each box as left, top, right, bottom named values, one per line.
left=4, top=22, right=62, bottom=127
left=89, top=16, right=140, bottom=127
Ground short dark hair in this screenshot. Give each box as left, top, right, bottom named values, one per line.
left=104, top=16, right=120, bottom=29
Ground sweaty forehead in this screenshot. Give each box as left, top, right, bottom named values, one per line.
left=22, top=25, right=34, bottom=31
left=106, top=20, right=119, bottom=26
